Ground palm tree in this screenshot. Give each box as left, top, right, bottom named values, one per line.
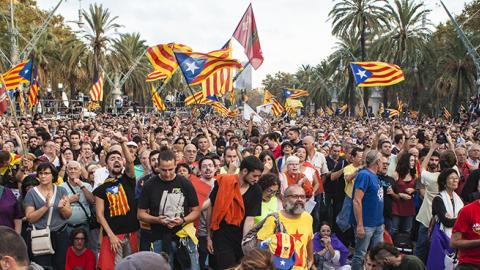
left=62, top=39, right=89, bottom=99
left=329, top=0, right=389, bottom=108
left=80, top=3, right=120, bottom=83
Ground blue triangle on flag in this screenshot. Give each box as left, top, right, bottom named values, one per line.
left=351, top=64, right=372, bottom=84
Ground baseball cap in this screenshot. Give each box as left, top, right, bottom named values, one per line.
left=126, top=141, right=138, bottom=148
left=115, top=252, right=170, bottom=270
left=260, top=233, right=297, bottom=270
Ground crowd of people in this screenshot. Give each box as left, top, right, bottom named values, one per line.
left=0, top=112, right=480, bottom=270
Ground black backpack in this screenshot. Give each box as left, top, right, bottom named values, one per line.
left=393, top=232, right=414, bottom=255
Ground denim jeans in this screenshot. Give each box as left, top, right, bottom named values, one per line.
left=390, top=215, right=414, bottom=236
left=152, top=237, right=199, bottom=270
left=351, top=225, right=384, bottom=270
left=415, top=223, right=429, bottom=263
left=336, top=196, right=353, bottom=232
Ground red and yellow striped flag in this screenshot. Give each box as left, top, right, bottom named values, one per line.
left=89, top=73, right=104, bottom=102
left=272, top=99, right=284, bottom=117
left=28, top=70, right=40, bottom=109
left=146, top=43, right=192, bottom=81
left=151, top=85, right=166, bottom=111
left=351, top=62, right=405, bottom=87
left=263, top=90, right=273, bottom=105
left=202, top=41, right=233, bottom=97
left=185, top=90, right=205, bottom=106
left=2, top=59, right=32, bottom=90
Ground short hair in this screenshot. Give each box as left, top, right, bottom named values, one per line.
left=240, top=155, right=264, bottom=173
left=149, top=150, right=161, bottom=160
left=36, top=162, right=58, bottom=183
left=394, top=134, right=404, bottom=144
left=224, top=146, right=237, bottom=155
left=37, top=131, right=51, bottom=141
left=66, top=160, right=82, bottom=169
left=351, top=147, right=363, bottom=158
left=69, top=130, right=81, bottom=138
left=0, top=226, right=29, bottom=266
left=105, top=150, right=123, bottom=162
left=378, top=139, right=391, bottom=149
left=369, top=242, right=400, bottom=261
left=284, top=184, right=305, bottom=197
left=258, top=173, right=280, bottom=192
left=365, top=150, right=381, bottom=167
left=437, top=168, right=458, bottom=192
left=264, top=132, right=277, bottom=141
left=199, top=156, right=215, bottom=169
left=175, top=163, right=192, bottom=174
left=0, top=150, right=10, bottom=163
left=81, top=141, right=93, bottom=150
left=440, top=150, right=457, bottom=170
left=158, top=150, right=176, bottom=162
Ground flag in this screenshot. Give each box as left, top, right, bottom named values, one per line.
left=443, top=107, right=451, bottom=119
left=202, top=40, right=233, bottom=97
left=18, top=92, right=25, bottom=114
left=185, top=91, right=205, bottom=106
left=335, top=104, right=348, bottom=115
left=229, top=90, right=235, bottom=106
left=2, top=59, right=33, bottom=91
left=385, top=108, right=400, bottom=118
left=244, top=103, right=263, bottom=123
left=28, top=70, right=40, bottom=109
left=174, top=51, right=242, bottom=86
left=397, top=96, right=404, bottom=112
left=146, top=70, right=166, bottom=82
left=326, top=107, right=334, bottom=116
left=87, top=101, right=100, bottom=111
left=271, top=99, right=284, bottom=117
left=318, top=107, right=325, bottom=117
left=151, top=85, right=166, bottom=111
left=256, top=103, right=272, bottom=114
left=228, top=108, right=239, bottom=118
left=232, top=3, right=264, bottom=70
left=351, top=62, right=405, bottom=87
left=284, top=88, right=309, bottom=99
left=146, top=43, right=192, bottom=81
left=263, top=90, right=273, bottom=104
left=284, top=98, right=303, bottom=109
left=0, top=75, right=7, bottom=115
left=427, top=223, right=457, bottom=270
left=89, top=73, right=104, bottom=102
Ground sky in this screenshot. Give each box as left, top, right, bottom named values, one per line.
left=37, top=0, right=474, bottom=88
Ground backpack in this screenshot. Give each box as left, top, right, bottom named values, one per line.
left=393, top=232, right=414, bottom=255
left=241, top=212, right=286, bottom=254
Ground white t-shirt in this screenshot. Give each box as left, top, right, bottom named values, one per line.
left=416, top=171, right=440, bottom=227
left=307, top=151, right=329, bottom=175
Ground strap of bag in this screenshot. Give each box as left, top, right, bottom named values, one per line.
left=66, top=181, right=92, bottom=220
left=32, top=185, right=56, bottom=230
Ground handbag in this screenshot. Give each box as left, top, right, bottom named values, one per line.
left=66, top=181, right=99, bottom=230
left=31, top=186, right=56, bottom=256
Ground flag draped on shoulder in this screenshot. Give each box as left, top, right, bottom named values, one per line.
left=2, top=59, right=32, bottom=90
left=174, top=51, right=242, bottom=86
left=232, top=3, right=263, bottom=70
left=28, top=70, right=40, bottom=109
left=146, top=43, right=192, bottom=81
left=202, top=40, right=233, bottom=97
left=284, top=88, right=309, bottom=99
left=351, top=62, right=405, bottom=87
left=89, top=73, right=104, bottom=102
left=151, top=85, right=166, bottom=111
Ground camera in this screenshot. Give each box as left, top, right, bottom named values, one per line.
left=436, top=133, right=447, bottom=144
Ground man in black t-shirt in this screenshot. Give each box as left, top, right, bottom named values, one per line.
left=324, top=144, right=348, bottom=227
left=206, top=155, right=264, bottom=269
left=378, top=155, right=396, bottom=233
left=137, top=150, right=200, bottom=269
left=93, top=133, right=140, bottom=270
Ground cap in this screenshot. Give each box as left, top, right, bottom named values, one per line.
left=260, top=233, right=297, bottom=270
left=115, top=252, right=170, bottom=270
left=126, top=141, right=138, bottom=148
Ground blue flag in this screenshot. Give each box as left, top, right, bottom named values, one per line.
left=283, top=88, right=292, bottom=99
left=427, top=223, right=457, bottom=270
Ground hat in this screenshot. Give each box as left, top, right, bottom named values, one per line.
left=115, top=251, right=170, bottom=270
left=260, top=233, right=297, bottom=270
left=285, top=155, right=300, bottom=166
left=126, top=141, right=138, bottom=148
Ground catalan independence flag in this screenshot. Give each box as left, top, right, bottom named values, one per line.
left=284, top=88, right=309, bottom=99
left=385, top=108, right=400, bottom=118
left=335, top=104, right=348, bottom=115
left=202, top=40, right=233, bottom=97
left=151, top=85, right=166, bottom=111
left=271, top=99, right=284, bottom=117
left=263, top=90, right=274, bottom=105
left=105, top=184, right=130, bottom=217
left=2, top=59, right=33, bottom=90
left=146, top=43, right=192, bottom=81
left=443, top=107, right=451, bottom=120
left=174, top=51, right=242, bottom=86
left=89, top=73, right=104, bottom=102
left=185, top=90, right=205, bottom=106
left=351, top=62, right=405, bottom=87
left=28, top=70, right=40, bottom=109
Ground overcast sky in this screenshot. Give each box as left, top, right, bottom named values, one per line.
left=37, top=0, right=473, bottom=87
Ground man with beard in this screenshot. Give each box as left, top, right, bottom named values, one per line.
left=191, top=157, right=216, bottom=269
left=415, top=145, right=440, bottom=263
left=351, top=150, right=384, bottom=270
left=137, top=150, right=200, bottom=269
left=134, top=150, right=161, bottom=251
left=206, top=155, right=264, bottom=269
left=93, top=133, right=140, bottom=270
left=257, top=184, right=314, bottom=270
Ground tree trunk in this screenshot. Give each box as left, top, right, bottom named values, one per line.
left=360, top=18, right=369, bottom=114
left=348, top=69, right=355, bottom=117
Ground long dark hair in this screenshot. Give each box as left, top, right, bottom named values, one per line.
left=259, top=150, right=279, bottom=175
left=395, top=153, right=416, bottom=180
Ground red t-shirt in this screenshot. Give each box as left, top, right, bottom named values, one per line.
left=190, top=175, right=213, bottom=228
left=272, top=144, right=282, bottom=159
left=452, top=200, right=480, bottom=266
left=65, top=247, right=96, bottom=270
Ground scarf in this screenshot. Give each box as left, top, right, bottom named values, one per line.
left=210, top=174, right=245, bottom=231
left=439, top=190, right=464, bottom=238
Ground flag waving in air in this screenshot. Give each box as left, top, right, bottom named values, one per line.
left=151, top=85, right=166, bottom=111
left=233, top=3, right=264, bottom=70
left=89, top=73, right=104, bottom=102
left=28, top=70, right=40, bottom=109
left=284, top=88, right=309, bottom=99
left=202, top=40, right=234, bottom=97
left=263, top=90, right=273, bottom=105
left=146, top=43, right=192, bottom=81
left=2, top=59, right=33, bottom=90
left=174, top=51, right=242, bottom=86
left=351, top=62, right=405, bottom=87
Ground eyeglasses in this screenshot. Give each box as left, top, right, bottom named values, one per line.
left=286, top=194, right=306, bottom=200
left=265, top=187, right=278, bottom=195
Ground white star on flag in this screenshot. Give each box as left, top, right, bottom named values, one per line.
left=356, top=69, right=367, bottom=79
left=280, top=260, right=286, bottom=266
left=185, top=61, right=199, bottom=74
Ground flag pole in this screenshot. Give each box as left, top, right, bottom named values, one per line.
left=172, top=53, right=202, bottom=107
